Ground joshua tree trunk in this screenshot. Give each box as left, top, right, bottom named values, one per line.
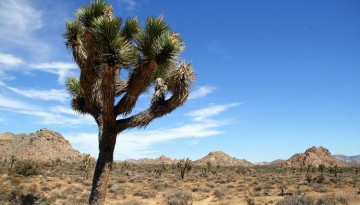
left=89, top=127, right=117, bottom=204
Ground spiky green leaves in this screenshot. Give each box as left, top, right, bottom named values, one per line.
left=64, top=21, right=83, bottom=48
left=121, top=18, right=141, bottom=41
left=66, top=77, right=83, bottom=97
left=91, top=17, right=136, bottom=67
left=137, top=17, right=184, bottom=66
left=66, top=77, right=87, bottom=114
left=166, top=61, right=195, bottom=94
left=76, top=0, right=110, bottom=28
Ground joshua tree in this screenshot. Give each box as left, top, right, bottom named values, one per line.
left=177, top=158, right=193, bottom=180
left=206, top=161, right=212, bottom=173
left=356, top=167, right=359, bottom=175
left=318, top=164, right=325, bottom=179
left=83, top=154, right=93, bottom=181
left=64, top=1, right=194, bottom=204
left=306, top=164, right=312, bottom=174
left=52, top=158, right=62, bottom=169
left=10, top=154, right=17, bottom=169
left=119, top=160, right=131, bottom=175
left=171, top=163, right=176, bottom=174
left=333, top=165, right=339, bottom=178
left=155, top=163, right=166, bottom=176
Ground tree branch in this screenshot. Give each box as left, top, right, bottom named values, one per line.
left=116, top=62, right=194, bottom=133
left=114, top=60, right=157, bottom=116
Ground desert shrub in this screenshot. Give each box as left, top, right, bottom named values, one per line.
left=253, top=186, right=262, bottom=192
left=132, top=190, right=156, bottom=199
left=0, top=191, right=50, bottom=205
left=275, top=195, right=344, bottom=205
left=214, top=188, right=225, bottom=198
left=191, top=187, right=211, bottom=192
left=165, top=191, right=192, bottom=205
left=27, top=195, right=51, bottom=205
left=15, top=160, right=40, bottom=177
left=276, top=195, right=315, bottom=205
left=120, top=201, right=145, bottom=205
left=109, top=184, right=125, bottom=195
left=312, top=184, right=327, bottom=193
left=0, top=190, right=21, bottom=204
left=246, top=198, right=255, bottom=205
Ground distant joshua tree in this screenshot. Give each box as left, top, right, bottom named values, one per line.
left=306, top=164, right=312, bottom=174
left=206, top=161, right=212, bottom=173
left=10, top=154, right=17, bottom=169
left=154, top=163, right=166, bottom=176
left=318, top=164, right=325, bottom=179
left=83, top=154, right=93, bottom=181
left=52, top=158, right=62, bottom=168
left=333, top=165, right=339, bottom=178
left=177, top=158, right=193, bottom=180
left=171, top=163, right=176, bottom=174
left=64, top=0, right=194, bottom=204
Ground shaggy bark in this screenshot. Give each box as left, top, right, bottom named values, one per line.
left=89, top=130, right=116, bottom=204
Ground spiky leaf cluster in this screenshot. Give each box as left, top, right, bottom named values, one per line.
left=64, top=0, right=195, bottom=132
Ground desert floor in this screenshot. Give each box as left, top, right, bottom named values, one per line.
left=1, top=162, right=359, bottom=205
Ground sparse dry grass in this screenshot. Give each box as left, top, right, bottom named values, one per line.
left=0, top=163, right=359, bottom=204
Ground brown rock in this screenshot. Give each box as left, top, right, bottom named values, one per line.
left=0, top=128, right=83, bottom=163
left=194, top=151, right=253, bottom=167
left=285, top=146, right=348, bottom=167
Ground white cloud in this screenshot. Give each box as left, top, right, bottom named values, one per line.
left=1, top=81, right=69, bottom=102
left=66, top=121, right=223, bottom=159
left=0, top=94, right=33, bottom=110
left=7, top=86, right=68, bottom=102
left=189, top=85, right=215, bottom=100
left=0, top=94, right=94, bottom=126
left=30, top=62, right=78, bottom=83
left=186, top=103, right=240, bottom=122
left=0, top=0, right=42, bottom=32
left=0, top=0, right=47, bottom=53
left=0, top=53, right=23, bottom=66
left=65, top=103, right=239, bottom=159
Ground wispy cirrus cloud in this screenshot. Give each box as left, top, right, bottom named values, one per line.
left=29, top=62, right=78, bottom=83
left=66, top=103, right=239, bottom=159
left=189, top=85, right=216, bottom=100
left=186, top=103, right=240, bottom=122
left=0, top=52, right=76, bottom=84
left=0, top=0, right=47, bottom=53
left=0, top=94, right=94, bottom=126
left=0, top=53, right=23, bottom=66
left=0, top=81, right=68, bottom=102
left=7, top=86, right=68, bottom=102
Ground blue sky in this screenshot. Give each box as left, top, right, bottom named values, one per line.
left=0, top=0, right=359, bottom=162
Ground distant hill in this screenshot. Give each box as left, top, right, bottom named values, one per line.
left=333, top=155, right=360, bottom=165
left=127, top=155, right=176, bottom=164
left=0, top=128, right=83, bottom=162
left=124, top=151, right=253, bottom=167
left=254, top=159, right=285, bottom=166
left=194, top=151, right=253, bottom=167
left=285, top=146, right=348, bottom=167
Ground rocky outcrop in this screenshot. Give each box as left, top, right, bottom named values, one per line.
left=285, top=146, right=348, bottom=167
left=0, top=128, right=82, bottom=162
left=194, top=151, right=253, bottom=167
